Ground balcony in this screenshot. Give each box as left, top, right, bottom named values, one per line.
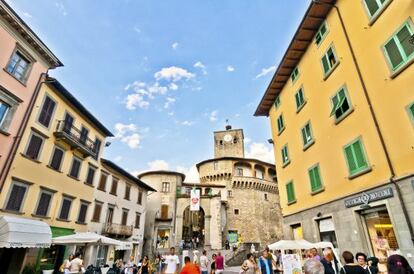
left=102, top=222, right=133, bottom=237
left=155, top=212, right=173, bottom=222
left=54, top=120, right=97, bottom=158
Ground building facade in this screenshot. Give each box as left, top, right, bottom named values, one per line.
left=139, top=171, right=185, bottom=256
left=255, top=0, right=414, bottom=269
left=140, top=126, right=283, bottom=254
left=0, top=78, right=113, bottom=273
left=87, top=158, right=154, bottom=265
left=0, top=0, right=62, bottom=189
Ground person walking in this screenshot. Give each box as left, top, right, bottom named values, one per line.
left=258, top=250, right=273, bottom=274
left=193, top=250, right=200, bottom=268
left=215, top=252, right=224, bottom=274
left=304, top=259, right=325, bottom=274
left=200, top=250, right=209, bottom=274
left=241, top=253, right=257, bottom=274
left=387, top=254, right=414, bottom=274
left=339, top=251, right=365, bottom=274
left=69, top=252, right=83, bottom=274
left=165, top=247, right=180, bottom=274
left=210, top=254, right=217, bottom=274
left=366, top=257, right=379, bottom=274
left=311, top=248, right=321, bottom=261
left=181, top=256, right=200, bottom=274
left=320, top=249, right=336, bottom=274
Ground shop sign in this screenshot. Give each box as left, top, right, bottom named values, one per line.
left=344, top=187, right=393, bottom=208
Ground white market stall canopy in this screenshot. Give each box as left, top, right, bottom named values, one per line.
left=52, top=232, right=124, bottom=246
left=115, top=241, right=133, bottom=250
left=0, top=216, right=52, bottom=248
left=268, top=239, right=335, bottom=250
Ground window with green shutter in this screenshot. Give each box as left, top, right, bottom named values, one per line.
left=274, top=95, right=281, bottom=110
left=281, top=144, right=290, bottom=166
left=277, top=114, right=285, bottom=134
left=330, top=86, right=352, bottom=121
left=383, top=20, right=414, bottom=72
left=308, top=164, right=323, bottom=193
left=321, top=45, right=339, bottom=77
left=301, top=122, right=314, bottom=148
left=363, top=0, right=391, bottom=19
left=295, top=87, right=306, bottom=110
left=344, top=138, right=370, bottom=176
left=407, top=102, right=414, bottom=125
left=291, top=67, right=299, bottom=83
left=286, top=181, right=296, bottom=204
left=315, top=21, right=328, bottom=46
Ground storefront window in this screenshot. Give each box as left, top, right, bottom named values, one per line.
left=157, top=229, right=170, bottom=249
left=363, top=207, right=399, bottom=271
left=96, top=246, right=108, bottom=267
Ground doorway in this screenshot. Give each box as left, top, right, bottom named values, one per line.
left=182, top=206, right=205, bottom=248
left=361, top=206, right=399, bottom=272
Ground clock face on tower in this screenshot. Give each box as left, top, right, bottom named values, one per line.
left=224, top=134, right=233, bottom=143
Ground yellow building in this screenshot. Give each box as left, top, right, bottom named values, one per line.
left=255, top=0, right=414, bottom=268
left=0, top=77, right=113, bottom=273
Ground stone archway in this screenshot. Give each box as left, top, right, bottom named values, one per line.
left=182, top=206, right=205, bottom=248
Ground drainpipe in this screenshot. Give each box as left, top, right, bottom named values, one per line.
left=0, top=72, right=48, bottom=191
left=313, top=0, right=414, bottom=243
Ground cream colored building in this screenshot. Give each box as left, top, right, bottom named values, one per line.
left=87, top=159, right=154, bottom=265
left=140, top=126, right=283, bottom=254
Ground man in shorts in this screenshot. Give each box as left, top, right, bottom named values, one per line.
left=165, top=247, right=180, bottom=274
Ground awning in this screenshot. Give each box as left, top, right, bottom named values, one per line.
left=115, top=241, right=133, bottom=250
left=0, top=216, right=52, bottom=248
left=52, top=232, right=124, bottom=246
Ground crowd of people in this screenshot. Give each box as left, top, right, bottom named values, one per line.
left=237, top=246, right=414, bottom=274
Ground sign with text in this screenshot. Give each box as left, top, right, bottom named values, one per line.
left=282, top=254, right=302, bottom=274
left=344, top=187, right=393, bottom=208
left=190, top=189, right=200, bottom=211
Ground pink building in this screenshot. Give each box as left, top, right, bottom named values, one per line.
left=0, top=0, right=62, bottom=189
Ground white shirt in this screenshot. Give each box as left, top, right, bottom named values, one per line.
left=200, top=255, right=209, bottom=271
left=165, top=254, right=180, bottom=274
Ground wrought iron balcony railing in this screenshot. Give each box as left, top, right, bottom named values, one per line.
left=54, top=120, right=97, bottom=158
left=102, top=222, right=133, bottom=237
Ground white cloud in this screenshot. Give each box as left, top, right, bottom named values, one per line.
left=130, top=170, right=141, bottom=177
left=168, top=112, right=175, bottom=116
left=113, top=123, right=142, bottom=149
left=256, top=65, right=276, bottom=79
left=209, top=110, right=218, bottom=122
left=55, top=2, right=68, bottom=16
left=244, top=137, right=252, bottom=144
left=164, top=97, right=176, bottom=109
left=194, top=61, right=207, bottom=75
left=169, top=83, right=178, bottom=90
left=227, top=65, right=235, bottom=72
left=172, top=42, right=179, bottom=50
left=154, top=66, right=195, bottom=82
left=181, top=120, right=194, bottom=126
left=133, top=27, right=141, bottom=33
left=245, top=142, right=274, bottom=163
left=114, top=156, right=123, bottom=162
left=125, top=93, right=150, bottom=110
left=148, top=160, right=170, bottom=170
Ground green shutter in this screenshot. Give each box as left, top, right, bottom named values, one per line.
left=345, top=139, right=369, bottom=175
left=353, top=141, right=368, bottom=170
left=397, top=25, right=414, bottom=57
left=365, top=0, right=379, bottom=16
left=410, top=103, right=414, bottom=118
left=345, top=145, right=357, bottom=173
left=385, top=38, right=404, bottom=69
left=309, top=166, right=322, bottom=192
left=286, top=182, right=295, bottom=203
left=295, top=93, right=300, bottom=108
left=301, top=127, right=307, bottom=145
left=322, top=55, right=330, bottom=73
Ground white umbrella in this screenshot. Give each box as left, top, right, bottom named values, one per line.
left=52, top=232, right=123, bottom=246
left=268, top=239, right=314, bottom=250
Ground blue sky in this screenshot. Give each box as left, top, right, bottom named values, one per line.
left=8, top=0, right=309, bottom=180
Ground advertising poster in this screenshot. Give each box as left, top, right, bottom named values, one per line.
left=190, top=189, right=200, bottom=211
left=282, top=254, right=302, bottom=274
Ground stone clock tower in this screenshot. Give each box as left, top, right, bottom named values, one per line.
left=214, top=125, right=244, bottom=158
